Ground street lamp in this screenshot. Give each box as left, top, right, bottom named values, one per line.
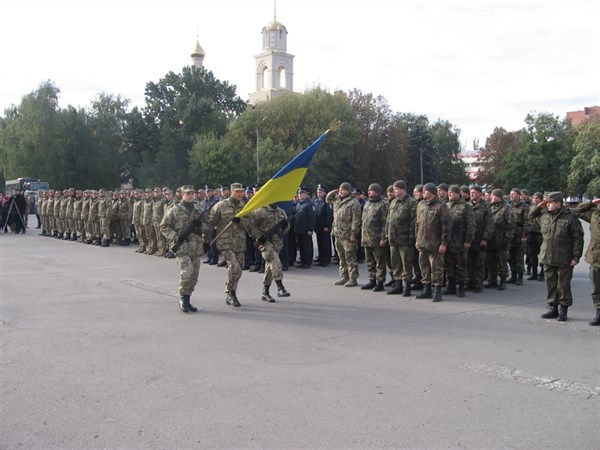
left=419, top=145, right=424, bottom=185
left=255, top=117, right=266, bottom=184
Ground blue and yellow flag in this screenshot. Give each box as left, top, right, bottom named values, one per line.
left=236, top=130, right=329, bottom=218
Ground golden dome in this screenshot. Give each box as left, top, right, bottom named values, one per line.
left=191, top=40, right=205, bottom=57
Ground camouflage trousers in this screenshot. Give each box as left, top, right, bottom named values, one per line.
left=487, top=248, right=509, bottom=279
left=389, top=244, right=414, bottom=283
left=418, top=250, right=445, bottom=287
left=154, top=223, right=166, bottom=250
left=444, top=248, right=468, bottom=283
left=176, top=254, right=201, bottom=296
left=221, top=249, right=244, bottom=292
left=544, top=265, right=574, bottom=307
left=590, top=267, right=600, bottom=309
left=134, top=224, right=145, bottom=246
left=120, top=220, right=131, bottom=240
left=100, top=217, right=111, bottom=240
left=527, top=233, right=542, bottom=267
left=144, top=224, right=156, bottom=250
left=259, top=242, right=283, bottom=285
left=509, top=243, right=525, bottom=274
left=364, top=246, right=388, bottom=282
left=335, top=238, right=359, bottom=281
left=467, top=247, right=487, bottom=288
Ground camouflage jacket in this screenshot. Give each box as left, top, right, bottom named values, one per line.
left=66, top=196, right=75, bottom=219
left=447, top=198, right=475, bottom=252
left=574, top=201, right=600, bottom=268
left=326, top=192, right=362, bottom=240
left=248, top=205, right=289, bottom=252
left=415, top=196, right=451, bottom=253
left=529, top=205, right=583, bottom=266
left=117, top=198, right=131, bottom=221
left=88, top=198, right=99, bottom=221
left=361, top=196, right=389, bottom=247
left=160, top=201, right=206, bottom=257
left=470, top=200, right=493, bottom=246
left=510, top=200, right=530, bottom=245
left=207, top=197, right=249, bottom=253
left=72, top=197, right=83, bottom=219
left=52, top=197, right=62, bottom=217
left=132, top=198, right=143, bottom=225
left=489, top=201, right=515, bottom=250
left=97, top=197, right=112, bottom=219
left=59, top=197, right=69, bottom=219
left=81, top=197, right=90, bottom=220
left=385, top=195, right=416, bottom=246
left=152, top=197, right=166, bottom=223
left=44, top=197, right=53, bottom=216
left=142, top=198, right=153, bottom=225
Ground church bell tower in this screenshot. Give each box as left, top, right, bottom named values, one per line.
left=249, top=5, right=294, bottom=105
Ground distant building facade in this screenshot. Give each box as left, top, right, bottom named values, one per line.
left=459, top=150, right=482, bottom=182
left=566, top=106, right=600, bottom=127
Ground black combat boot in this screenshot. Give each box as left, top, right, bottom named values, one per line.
left=507, top=272, right=517, bottom=284
left=384, top=277, right=395, bottom=287
left=361, top=279, right=377, bottom=290
left=372, top=281, right=384, bottom=292
left=275, top=280, right=290, bottom=297
left=541, top=305, right=559, bottom=319
left=187, top=296, right=198, bottom=312
left=432, top=286, right=442, bottom=302
left=120, top=238, right=131, bottom=246
left=416, top=284, right=432, bottom=299
left=484, top=277, right=497, bottom=288
left=64, top=232, right=71, bottom=240
left=226, top=291, right=241, bottom=307
left=515, top=273, right=523, bottom=286
left=442, top=279, right=456, bottom=295
left=538, top=266, right=545, bottom=281
left=497, top=277, right=507, bottom=291
left=527, top=266, right=538, bottom=281
left=411, top=279, right=423, bottom=290
left=589, top=309, right=600, bottom=326
left=71, top=233, right=78, bottom=241
left=402, top=283, right=412, bottom=297
left=457, top=282, right=465, bottom=298
left=526, top=265, right=531, bottom=275
left=387, top=281, right=403, bottom=295
left=40, top=230, right=46, bottom=236
left=261, top=285, right=275, bottom=303
left=557, top=305, right=568, bottom=322
left=101, top=238, right=110, bottom=247
left=179, top=295, right=191, bottom=313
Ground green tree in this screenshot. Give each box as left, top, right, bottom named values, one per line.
left=568, top=118, right=600, bottom=197
left=429, top=119, right=467, bottom=185
left=478, top=127, right=522, bottom=187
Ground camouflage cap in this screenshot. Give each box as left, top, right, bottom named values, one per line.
left=423, top=183, right=437, bottom=195
left=491, top=188, right=504, bottom=198
left=153, top=187, right=161, bottom=192
left=547, top=191, right=563, bottom=202
left=449, top=185, right=461, bottom=195
left=230, top=183, right=244, bottom=191
left=145, top=188, right=153, bottom=193
left=181, top=185, right=195, bottom=193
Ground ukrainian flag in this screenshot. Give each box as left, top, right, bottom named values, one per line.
left=236, top=130, right=329, bottom=218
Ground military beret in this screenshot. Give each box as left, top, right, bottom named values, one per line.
left=520, top=188, right=529, bottom=195
left=491, top=188, right=504, bottom=198
left=340, top=182, right=351, bottom=191
left=437, top=183, right=449, bottom=192
left=317, top=184, right=327, bottom=192
left=449, top=184, right=461, bottom=195
left=368, top=183, right=382, bottom=194
left=393, top=180, right=407, bottom=190
left=547, top=191, right=563, bottom=202
left=511, top=188, right=521, bottom=195
left=181, top=185, right=195, bottom=193
left=460, top=185, right=470, bottom=194
left=230, top=183, right=244, bottom=191
left=423, top=183, right=437, bottom=195
left=470, top=185, right=483, bottom=193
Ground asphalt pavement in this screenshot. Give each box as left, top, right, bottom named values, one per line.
left=1, top=221, right=599, bottom=449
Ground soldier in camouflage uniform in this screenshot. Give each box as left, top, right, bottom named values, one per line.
left=152, top=188, right=167, bottom=256
left=508, top=188, right=530, bottom=285
left=58, top=190, right=69, bottom=238
left=160, top=185, right=208, bottom=313
left=526, top=192, right=544, bottom=280
left=360, top=183, right=389, bottom=292
left=574, top=197, right=600, bottom=325
left=207, top=183, right=251, bottom=307
left=467, top=185, right=493, bottom=293
left=132, top=190, right=145, bottom=252
left=38, top=190, right=48, bottom=236
left=97, top=189, right=112, bottom=247
left=410, top=184, right=425, bottom=290
left=530, top=192, right=584, bottom=322
left=385, top=180, right=417, bottom=296
left=115, top=190, right=131, bottom=245
left=443, top=185, right=475, bottom=297
left=87, top=190, right=100, bottom=245
left=248, top=204, right=291, bottom=302
left=415, top=183, right=451, bottom=302
left=80, top=190, right=91, bottom=243
left=48, top=190, right=58, bottom=236
left=326, top=182, right=362, bottom=287
left=72, top=189, right=83, bottom=241
left=142, top=189, right=156, bottom=254
left=485, top=189, right=515, bottom=291
left=162, top=189, right=177, bottom=258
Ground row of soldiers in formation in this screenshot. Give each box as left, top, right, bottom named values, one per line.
left=33, top=181, right=600, bottom=325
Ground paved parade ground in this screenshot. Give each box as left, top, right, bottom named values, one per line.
left=1, top=223, right=599, bottom=449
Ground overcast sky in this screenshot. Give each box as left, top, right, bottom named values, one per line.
left=1, top=0, right=599, bottom=150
